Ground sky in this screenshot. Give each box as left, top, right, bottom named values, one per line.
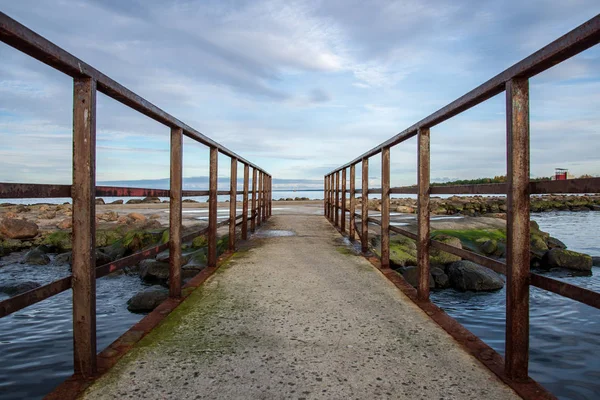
left=0, top=0, right=599, bottom=190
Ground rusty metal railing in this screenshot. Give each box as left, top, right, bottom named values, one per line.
left=325, top=14, right=600, bottom=385
left=0, top=12, right=272, bottom=378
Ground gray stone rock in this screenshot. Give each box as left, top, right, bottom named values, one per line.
left=447, top=260, right=504, bottom=292
left=431, top=266, right=450, bottom=289
left=398, top=266, right=434, bottom=289
left=139, top=259, right=170, bottom=283
left=0, top=281, right=41, bottom=296
left=546, top=236, right=567, bottom=250
left=21, top=247, right=50, bottom=265
left=127, top=286, right=168, bottom=313
left=542, top=249, right=592, bottom=272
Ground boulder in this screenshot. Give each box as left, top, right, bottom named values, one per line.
left=0, top=281, right=41, bottom=296
left=57, top=218, right=72, bottom=230
left=149, top=213, right=162, bottom=220
left=397, top=266, right=435, bottom=289
left=127, top=212, right=146, bottom=222
left=447, top=260, right=504, bottom=292
left=547, top=236, right=567, bottom=250
left=142, top=196, right=161, bottom=204
left=127, top=286, right=169, bottom=313
left=0, top=218, right=39, bottom=239
left=480, top=239, right=497, bottom=256
left=95, top=198, right=105, bottom=205
left=431, top=266, right=450, bottom=289
left=139, top=259, right=170, bottom=283
left=21, top=247, right=51, bottom=265
left=192, top=235, right=208, bottom=249
left=54, top=251, right=72, bottom=265
left=395, top=206, right=414, bottom=214
left=592, top=256, right=600, bottom=267
left=542, top=249, right=592, bottom=272
left=38, top=211, right=57, bottom=220
left=98, top=211, right=119, bottom=222
left=183, top=249, right=207, bottom=270
left=110, top=199, right=124, bottom=205
left=126, top=199, right=144, bottom=205
left=430, top=235, right=462, bottom=264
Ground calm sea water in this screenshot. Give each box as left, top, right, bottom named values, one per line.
left=431, top=211, right=600, bottom=400
left=0, top=211, right=598, bottom=399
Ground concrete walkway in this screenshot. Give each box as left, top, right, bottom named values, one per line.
left=82, top=214, right=519, bottom=400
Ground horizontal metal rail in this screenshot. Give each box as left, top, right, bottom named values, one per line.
left=325, top=13, right=600, bottom=387
left=0, top=12, right=270, bottom=175
left=0, top=183, right=245, bottom=199
left=328, top=14, right=600, bottom=174
left=0, top=11, right=275, bottom=381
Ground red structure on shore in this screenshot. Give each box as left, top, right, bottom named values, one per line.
left=555, top=168, right=568, bottom=180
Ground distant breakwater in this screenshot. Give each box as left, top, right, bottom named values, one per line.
left=355, top=194, right=600, bottom=216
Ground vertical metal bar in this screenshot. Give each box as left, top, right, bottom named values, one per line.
left=381, top=147, right=390, bottom=269
left=361, top=158, right=369, bottom=253
left=327, top=175, right=332, bottom=221
left=505, top=77, right=530, bottom=381
left=258, top=172, right=264, bottom=225
left=208, top=147, right=218, bottom=267
left=72, top=77, right=97, bottom=377
left=263, top=174, right=267, bottom=221
left=331, top=174, right=334, bottom=221
left=169, top=127, right=183, bottom=299
left=269, top=176, right=273, bottom=216
left=349, top=165, right=356, bottom=241
left=266, top=175, right=269, bottom=219
left=242, top=164, right=249, bottom=240
left=341, top=168, right=347, bottom=233
left=324, top=176, right=327, bottom=217
left=334, top=171, right=340, bottom=227
left=417, top=128, right=431, bottom=300
left=251, top=168, right=257, bottom=232
left=269, top=175, right=272, bottom=217
left=229, top=157, right=237, bottom=250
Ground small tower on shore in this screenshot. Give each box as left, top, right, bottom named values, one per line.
left=554, top=168, right=568, bottom=180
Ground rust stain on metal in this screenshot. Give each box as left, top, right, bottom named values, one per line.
left=207, top=147, right=218, bottom=268
left=349, top=165, right=356, bottom=241
left=242, top=164, right=250, bottom=240
left=380, top=147, right=390, bottom=269
left=417, top=128, right=430, bottom=300
left=361, top=158, right=369, bottom=253
left=71, top=77, right=97, bottom=378
left=169, top=127, right=183, bottom=299
left=505, top=77, right=530, bottom=381
left=229, top=158, right=237, bottom=250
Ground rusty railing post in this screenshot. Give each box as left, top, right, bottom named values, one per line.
left=361, top=158, right=369, bottom=253
left=270, top=175, right=273, bottom=217
left=349, top=165, right=356, bottom=241
left=242, top=164, right=249, bottom=240
left=251, top=168, right=257, bottom=232
left=324, top=175, right=327, bottom=217
left=381, top=147, right=390, bottom=269
left=505, top=77, right=530, bottom=381
left=229, top=157, right=237, bottom=250
left=328, top=175, right=332, bottom=221
left=208, top=147, right=218, bottom=267
left=417, top=128, right=431, bottom=300
left=258, top=171, right=264, bottom=225
left=169, top=127, right=183, bottom=298
left=334, top=171, right=340, bottom=227
left=72, top=77, right=97, bottom=377
left=341, top=168, right=346, bottom=233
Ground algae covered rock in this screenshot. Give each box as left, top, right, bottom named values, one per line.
left=429, top=235, right=462, bottom=264
left=447, top=260, right=504, bottom=292
left=388, top=236, right=417, bottom=268
left=542, top=249, right=592, bottom=272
